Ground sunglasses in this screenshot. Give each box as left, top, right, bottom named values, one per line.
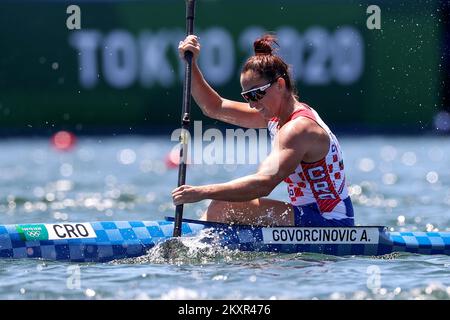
left=240, top=75, right=283, bottom=102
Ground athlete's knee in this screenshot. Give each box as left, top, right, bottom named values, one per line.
left=204, top=200, right=228, bottom=222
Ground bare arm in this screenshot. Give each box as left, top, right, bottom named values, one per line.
left=172, top=118, right=321, bottom=203
left=179, top=36, right=266, bottom=129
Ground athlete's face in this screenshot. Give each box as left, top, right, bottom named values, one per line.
left=240, top=71, right=282, bottom=120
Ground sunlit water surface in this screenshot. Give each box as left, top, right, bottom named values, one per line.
left=0, top=135, right=449, bottom=299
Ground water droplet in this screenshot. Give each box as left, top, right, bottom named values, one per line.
left=118, top=149, right=136, bottom=165
left=60, top=163, right=73, bottom=177
left=397, top=215, right=406, bottom=226
left=358, top=158, right=375, bottom=172
left=401, top=152, right=417, bottom=166
left=380, top=145, right=397, bottom=161
left=382, top=173, right=397, bottom=185
left=85, top=288, right=96, bottom=297
left=426, top=171, right=438, bottom=184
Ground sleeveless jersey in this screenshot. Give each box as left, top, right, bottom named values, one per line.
left=268, top=103, right=352, bottom=221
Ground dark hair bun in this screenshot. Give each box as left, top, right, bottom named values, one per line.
left=253, top=34, right=279, bottom=56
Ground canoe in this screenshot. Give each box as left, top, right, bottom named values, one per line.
left=0, top=218, right=449, bottom=262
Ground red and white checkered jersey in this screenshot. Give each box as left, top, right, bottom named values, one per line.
left=268, top=103, right=349, bottom=220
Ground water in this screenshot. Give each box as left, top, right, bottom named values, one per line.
left=0, top=135, right=449, bottom=300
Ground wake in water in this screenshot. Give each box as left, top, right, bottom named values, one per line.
left=113, top=229, right=274, bottom=265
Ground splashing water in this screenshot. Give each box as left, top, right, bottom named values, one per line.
left=113, top=229, right=256, bottom=265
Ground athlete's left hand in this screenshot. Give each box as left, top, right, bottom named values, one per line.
left=172, top=185, right=204, bottom=205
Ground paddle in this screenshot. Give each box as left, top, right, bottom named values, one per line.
left=173, top=0, right=196, bottom=237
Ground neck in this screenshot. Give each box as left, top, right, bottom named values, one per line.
left=278, top=95, right=301, bottom=127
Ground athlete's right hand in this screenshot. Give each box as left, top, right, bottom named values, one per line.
left=178, top=35, right=201, bottom=62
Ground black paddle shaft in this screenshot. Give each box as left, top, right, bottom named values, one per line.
left=173, top=0, right=196, bottom=237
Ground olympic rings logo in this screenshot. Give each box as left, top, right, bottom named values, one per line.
left=27, top=231, right=41, bottom=238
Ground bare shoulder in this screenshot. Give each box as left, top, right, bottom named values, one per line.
left=277, top=116, right=322, bottom=146
left=277, top=115, right=330, bottom=162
